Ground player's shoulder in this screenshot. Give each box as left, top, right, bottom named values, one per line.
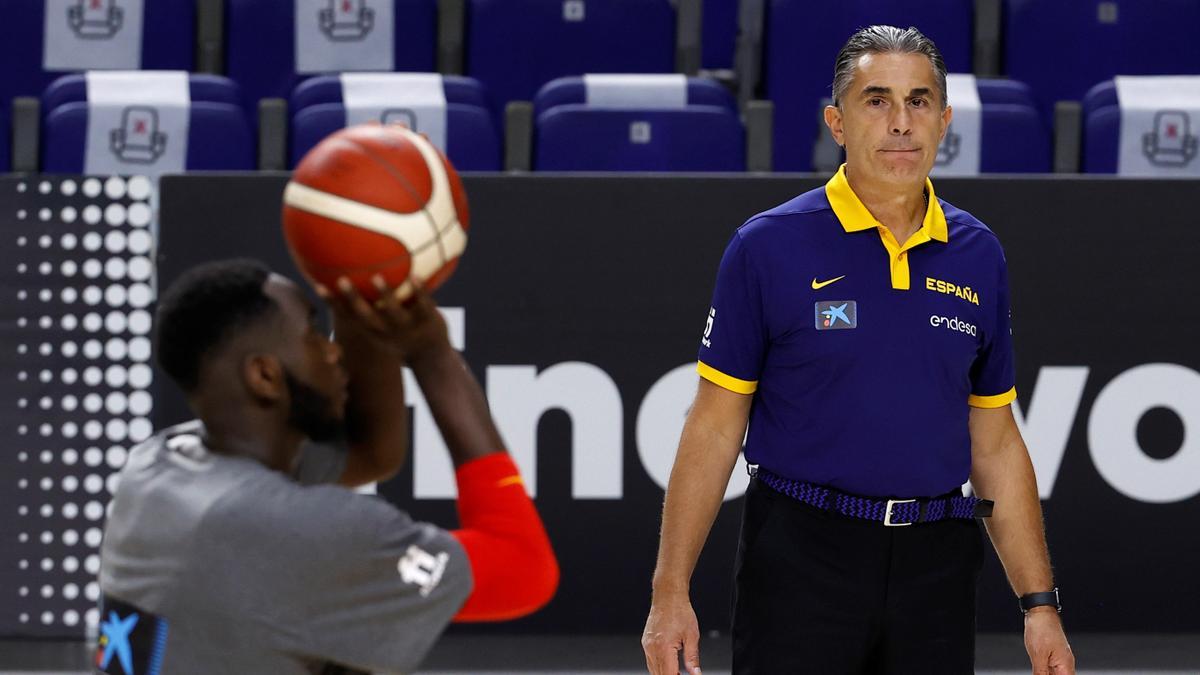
left=196, top=465, right=405, bottom=553
left=735, top=185, right=832, bottom=245
left=940, top=198, right=1003, bottom=250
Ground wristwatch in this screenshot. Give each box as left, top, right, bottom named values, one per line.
left=1019, top=587, right=1061, bottom=615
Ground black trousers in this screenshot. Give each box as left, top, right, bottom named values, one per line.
left=731, top=478, right=985, bottom=675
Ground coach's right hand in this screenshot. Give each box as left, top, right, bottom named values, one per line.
left=642, top=594, right=702, bottom=675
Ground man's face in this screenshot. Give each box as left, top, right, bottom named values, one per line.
left=825, top=52, right=952, bottom=187
left=263, top=276, right=348, bottom=440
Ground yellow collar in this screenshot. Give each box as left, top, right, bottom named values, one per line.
left=824, top=164, right=948, bottom=243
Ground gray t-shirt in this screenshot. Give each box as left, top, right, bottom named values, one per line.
left=98, top=420, right=473, bottom=675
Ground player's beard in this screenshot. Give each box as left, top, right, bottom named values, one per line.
left=283, top=368, right=346, bottom=443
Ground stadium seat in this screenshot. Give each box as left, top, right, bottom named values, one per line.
left=532, top=75, right=744, bottom=171
left=1005, top=0, right=1200, bottom=123
left=978, top=79, right=1048, bottom=172
left=1082, top=104, right=1120, bottom=174
left=764, top=0, right=974, bottom=171
left=0, top=0, right=195, bottom=110
left=226, top=0, right=438, bottom=105
left=977, top=104, right=1050, bottom=172
left=466, top=0, right=677, bottom=113
left=1079, top=77, right=1200, bottom=175
left=935, top=77, right=1048, bottom=174
left=702, top=0, right=738, bottom=70
left=41, top=74, right=255, bottom=173
left=976, top=78, right=1037, bottom=107
left=289, top=74, right=501, bottom=170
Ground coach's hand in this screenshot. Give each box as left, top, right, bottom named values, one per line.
left=317, top=276, right=449, bottom=361
left=1024, top=609, right=1075, bottom=675
left=642, top=595, right=702, bottom=675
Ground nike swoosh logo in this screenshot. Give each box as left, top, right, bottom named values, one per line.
left=811, top=275, right=846, bottom=290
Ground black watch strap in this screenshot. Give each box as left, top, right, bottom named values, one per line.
left=1019, top=587, right=1061, bottom=614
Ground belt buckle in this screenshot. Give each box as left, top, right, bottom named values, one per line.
left=883, top=498, right=916, bottom=527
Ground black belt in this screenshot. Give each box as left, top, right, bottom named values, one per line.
left=752, top=466, right=993, bottom=527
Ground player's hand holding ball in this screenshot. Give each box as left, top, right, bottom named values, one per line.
left=316, top=275, right=451, bottom=363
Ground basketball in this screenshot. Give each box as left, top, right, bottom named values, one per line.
left=281, top=123, right=470, bottom=301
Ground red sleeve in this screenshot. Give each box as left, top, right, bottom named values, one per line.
left=449, top=453, right=559, bottom=622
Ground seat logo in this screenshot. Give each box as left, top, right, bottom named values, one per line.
left=563, top=0, right=586, bottom=22
left=1143, top=110, right=1198, bottom=167
left=381, top=108, right=417, bottom=130
left=110, top=107, right=168, bottom=164
left=319, top=0, right=375, bottom=41
left=630, top=121, right=652, bottom=144
left=68, top=0, right=124, bottom=40
left=815, top=300, right=856, bottom=330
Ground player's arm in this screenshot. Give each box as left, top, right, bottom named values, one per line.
left=319, top=279, right=557, bottom=619
left=389, top=286, right=558, bottom=621
left=969, top=404, right=1075, bottom=673
left=317, top=277, right=411, bottom=487
left=643, top=378, right=751, bottom=675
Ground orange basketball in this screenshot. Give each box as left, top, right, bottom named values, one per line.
left=281, top=123, right=470, bottom=301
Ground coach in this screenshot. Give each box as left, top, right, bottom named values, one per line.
left=642, top=25, right=1074, bottom=675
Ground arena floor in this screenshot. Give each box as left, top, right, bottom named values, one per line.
left=1, top=633, right=1197, bottom=674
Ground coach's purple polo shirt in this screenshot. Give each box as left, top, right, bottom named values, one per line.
left=697, top=165, right=1017, bottom=498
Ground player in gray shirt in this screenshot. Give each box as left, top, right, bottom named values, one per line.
left=98, top=260, right=558, bottom=674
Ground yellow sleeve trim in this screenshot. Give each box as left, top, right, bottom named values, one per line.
left=968, top=386, right=1017, bottom=409
left=495, top=475, right=524, bottom=488
left=697, top=361, right=758, bottom=394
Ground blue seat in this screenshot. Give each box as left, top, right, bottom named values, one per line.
left=702, top=0, right=738, bottom=70
left=934, top=79, right=1047, bottom=173
left=1006, top=0, right=1200, bottom=123
left=42, top=73, right=247, bottom=120
left=976, top=79, right=1037, bottom=107
left=1079, top=81, right=1120, bottom=172
left=288, top=74, right=500, bottom=170
left=1081, top=80, right=1118, bottom=122
left=535, top=107, right=744, bottom=171
left=978, top=104, right=1050, bottom=172
left=466, top=0, right=676, bottom=113
left=226, top=0, right=438, bottom=105
left=1078, top=79, right=1186, bottom=174
left=1082, top=103, right=1120, bottom=174
left=0, top=0, right=195, bottom=110
left=42, top=102, right=255, bottom=173
left=764, top=0, right=974, bottom=171
left=532, top=75, right=736, bottom=119
left=533, top=75, right=743, bottom=171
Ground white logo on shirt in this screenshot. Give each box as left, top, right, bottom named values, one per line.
left=398, top=545, right=449, bottom=597
left=929, top=314, right=978, bottom=337
left=701, top=307, right=715, bottom=348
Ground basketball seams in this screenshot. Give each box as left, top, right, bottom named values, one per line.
left=283, top=183, right=434, bottom=253
left=384, top=130, right=469, bottom=277
left=339, top=131, right=450, bottom=277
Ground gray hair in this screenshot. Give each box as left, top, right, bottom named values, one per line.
left=831, top=25, right=948, bottom=109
